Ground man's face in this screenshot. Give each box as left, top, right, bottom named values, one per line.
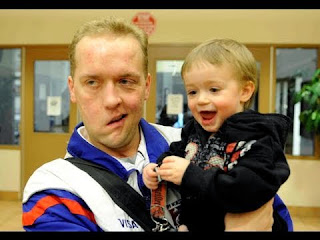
left=68, top=35, right=151, bottom=157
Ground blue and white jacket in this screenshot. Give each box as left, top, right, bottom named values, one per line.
left=22, top=118, right=292, bottom=231
left=22, top=119, right=182, bottom=231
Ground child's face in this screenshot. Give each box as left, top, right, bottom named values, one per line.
left=184, top=61, right=250, bottom=133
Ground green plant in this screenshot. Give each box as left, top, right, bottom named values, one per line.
left=294, top=68, right=320, bottom=134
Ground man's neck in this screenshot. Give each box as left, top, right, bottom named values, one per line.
left=79, top=125, right=141, bottom=159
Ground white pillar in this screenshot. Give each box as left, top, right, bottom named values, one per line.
left=282, top=81, right=288, bottom=115
left=293, top=76, right=302, bottom=156
left=276, top=82, right=281, bottom=113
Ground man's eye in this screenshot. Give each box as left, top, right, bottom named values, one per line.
left=119, top=79, right=129, bottom=85
left=87, top=80, right=97, bottom=86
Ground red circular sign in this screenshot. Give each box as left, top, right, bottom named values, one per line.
left=132, top=12, right=156, bottom=36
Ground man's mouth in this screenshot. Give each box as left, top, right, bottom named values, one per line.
left=108, top=114, right=127, bottom=125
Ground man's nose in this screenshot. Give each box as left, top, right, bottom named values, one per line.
left=103, top=83, right=121, bottom=108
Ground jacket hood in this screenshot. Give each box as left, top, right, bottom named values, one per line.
left=219, top=110, right=292, bottom=149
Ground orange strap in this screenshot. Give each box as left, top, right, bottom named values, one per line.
left=150, top=166, right=173, bottom=231
left=150, top=180, right=167, bottom=219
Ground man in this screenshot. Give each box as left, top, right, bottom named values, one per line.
left=22, top=16, right=288, bottom=231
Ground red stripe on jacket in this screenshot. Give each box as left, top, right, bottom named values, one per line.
left=23, top=195, right=96, bottom=226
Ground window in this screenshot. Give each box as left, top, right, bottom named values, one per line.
left=155, top=60, right=191, bottom=127
left=34, top=60, right=70, bottom=133
left=0, top=48, right=21, bottom=145
left=275, top=48, right=318, bottom=157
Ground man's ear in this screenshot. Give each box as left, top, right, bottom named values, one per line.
left=68, top=76, right=76, bottom=103
left=144, top=73, right=152, bottom=101
left=240, top=80, right=255, bottom=103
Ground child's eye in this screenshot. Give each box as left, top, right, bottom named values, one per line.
left=187, top=90, right=197, bottom=96
left=210, top=87, right=219, bottom=93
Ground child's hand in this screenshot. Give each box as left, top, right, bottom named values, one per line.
left=157, top=156, right=190, bottom=185
left=177, top=224, right=189, bottom=232
left=142, top=163, right=159, bottom=190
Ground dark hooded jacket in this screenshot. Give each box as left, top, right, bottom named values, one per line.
left=157, top=109, right=292, bottom=232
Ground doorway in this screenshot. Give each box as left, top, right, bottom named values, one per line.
left=21, top=46, right=77, bottom=190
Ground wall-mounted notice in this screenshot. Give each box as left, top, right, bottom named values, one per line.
left=132, top=12, right=156, bottom=36
left=166, top=94, right=183, bottom=115
left=47, top=96, right=62, bottom=116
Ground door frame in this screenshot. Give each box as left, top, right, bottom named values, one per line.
left=21, top=45, right=77, bottom=191
left=146, top=44, right=196, bottom=123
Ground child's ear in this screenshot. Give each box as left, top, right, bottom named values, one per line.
left=240, top=81, right=255, bottom=103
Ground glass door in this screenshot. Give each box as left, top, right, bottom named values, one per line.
left=22, top=46, right=77, bottom=189
left=146, top=45, right=196, bottom=124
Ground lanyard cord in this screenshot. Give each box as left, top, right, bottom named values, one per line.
left=150, top=167, right=173, bottom=232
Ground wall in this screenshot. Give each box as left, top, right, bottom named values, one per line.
left=0, top=9, right=320, bottom=45
left=0, top=9, right=319, bottom=207
left=279, top=159, right=320, bottom=207
left=0, top=150, right=20, bottom=191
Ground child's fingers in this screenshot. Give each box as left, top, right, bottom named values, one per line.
left=145, top=164, right=158, bottom=177
left=158, top=162, right=173, bottom=171
left=146, top=175, right=158, bottom=182
left=162, top=156, right=175, bottom=163
left=149, top=183, right=159, bottom=190
left=157, top=168, right=171, bottom=178
left=148, top=168, right=158, bottom=177
left=178, top=224, right=189, bottom=232
left=145, top=177, right=159, bottom=189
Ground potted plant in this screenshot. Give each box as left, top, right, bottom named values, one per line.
left=294, top=68, right=320, bottom=134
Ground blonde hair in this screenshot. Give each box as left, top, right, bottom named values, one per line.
left=69, top=16, right=148, bottom=78
left=181, top=38, right=257, bottom=109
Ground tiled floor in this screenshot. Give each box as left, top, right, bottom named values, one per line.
left=0, top=200, right=24, bottom=231
left=0, top=200, right=319, bottom=231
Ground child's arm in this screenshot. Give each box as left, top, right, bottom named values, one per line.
left=157, top=119, right=195, bottom=166
left=181, top=135, right=290, bottom=212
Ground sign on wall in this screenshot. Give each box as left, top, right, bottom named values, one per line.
left=47, top=96, right=62, bottom=116
left=132, top=12, right=156, bottom=36
left=167, top=94, right=183, bottom=115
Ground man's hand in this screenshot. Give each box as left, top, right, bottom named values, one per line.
left=225, top=198, right=274, bottom=231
